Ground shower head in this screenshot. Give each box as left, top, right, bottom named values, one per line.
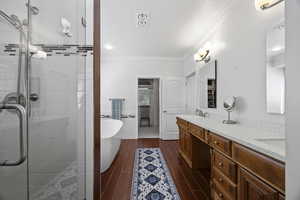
left=0, top=10, right=23, bottom=30
left=0, top=10, right=27, bottom=40
left=10, top=14, right=23, bottom=29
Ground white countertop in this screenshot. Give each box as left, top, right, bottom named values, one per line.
left=177, top=115, right=285, bottom=163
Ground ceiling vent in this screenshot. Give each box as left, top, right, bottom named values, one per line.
left=136, top=11, right=150, bottom=27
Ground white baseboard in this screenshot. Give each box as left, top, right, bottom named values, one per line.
left=161, top=133, right=179, bottom=140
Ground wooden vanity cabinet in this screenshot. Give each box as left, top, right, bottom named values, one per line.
left=212, top=151, right=237, bottom=183
left=212, top=167, right=237, bottom=199
left=210, top=134, right=232, bottom=156
left=232, top=143, right=285, bottom=193
left=279, top=194, right=285, bottom=200
left=176, top=118, right=285, bottom=200
left=177, top=119, right=192, bottom=167
left=213, top=182, right=232, bottom=200
left=177, top=118, right=211, bottom=169
left=238, top=168, right=278, bottom=200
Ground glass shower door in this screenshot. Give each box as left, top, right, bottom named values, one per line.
left=28, top=0, right=87, bottom=200
left=0, top=1, right=29, bottom=200
left=0, top=0, right=88, bottom=199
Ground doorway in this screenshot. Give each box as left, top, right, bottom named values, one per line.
left=138, top=78, right=160, bottom=138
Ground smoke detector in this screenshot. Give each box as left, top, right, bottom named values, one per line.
left=136, top=11, right=150, bottom=27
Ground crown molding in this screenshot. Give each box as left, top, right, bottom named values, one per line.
left=101, top=56, right=184, bottom=62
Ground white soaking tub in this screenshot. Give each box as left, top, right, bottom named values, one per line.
left=100, top=118, right=123, bottom=173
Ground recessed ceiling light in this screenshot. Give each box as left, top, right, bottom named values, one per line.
left=104, top=44, right=114, bottom=50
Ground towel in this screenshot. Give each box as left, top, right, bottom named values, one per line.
left=111, top=99, right=123, bottom=120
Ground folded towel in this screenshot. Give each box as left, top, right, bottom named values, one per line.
left=111, top=99, right=123, bottom=120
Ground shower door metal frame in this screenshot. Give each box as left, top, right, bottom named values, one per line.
left=93, top=0, right=101, bottom=199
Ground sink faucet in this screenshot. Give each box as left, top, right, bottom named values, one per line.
left=195, top=109, right=209, bottom=118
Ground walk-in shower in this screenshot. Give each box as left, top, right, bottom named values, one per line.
left=0, top=1, right=92, bottom=199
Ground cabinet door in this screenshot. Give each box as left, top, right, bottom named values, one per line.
left=183, top=132, right=189, bottom=156
left=179, top=127, right=184, bottom=152
left=186, top=132, right=192, bottom=160
left=238, top=168, right=278, bottom=200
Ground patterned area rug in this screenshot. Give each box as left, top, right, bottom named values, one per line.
left=131, top=148, right=181, bottom=200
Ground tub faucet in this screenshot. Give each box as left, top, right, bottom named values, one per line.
left=195, top=109, right=209, bottom=118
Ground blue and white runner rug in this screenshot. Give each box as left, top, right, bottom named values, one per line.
left=131, top=148, right=181, bottom=200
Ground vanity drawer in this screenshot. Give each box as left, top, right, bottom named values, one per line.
left=213, top=151, right=237, bottom=183
left=212, top=168, right=237, bottom=199
left=210, top=133, right=232, bottom=156
left=232, top=143, right=285, bottom=193
left=213, top=182, right=232, bottom=200
left=176, top=118, right=188, bottom=129
left=189, top=123, right=206, bottom=142
left=279, top=194, right=285, bottom=200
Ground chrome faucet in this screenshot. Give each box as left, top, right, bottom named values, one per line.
left=195, top=108, right=209, bottom=118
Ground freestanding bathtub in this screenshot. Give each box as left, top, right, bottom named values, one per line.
left=101, top=118, right=123, bottom=173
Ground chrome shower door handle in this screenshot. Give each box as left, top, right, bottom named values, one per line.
left=0, top=103, right=27, bottom=166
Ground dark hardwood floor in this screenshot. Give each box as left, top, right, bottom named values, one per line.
left=101, top=139, right=210, bottom=200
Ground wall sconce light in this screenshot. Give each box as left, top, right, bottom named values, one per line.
left=255, top=0, right=284, bottom=10
left=194, top=49, right=211, bottom=63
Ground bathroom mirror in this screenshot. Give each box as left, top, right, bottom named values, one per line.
left=266, top=21, right=285, bottom=114
left=197, top=60, right=217, bottom=109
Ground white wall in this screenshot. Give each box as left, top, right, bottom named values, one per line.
left=185, top=73, right=196, bottom=114
left=101, top=58, right=183, bottom=139
left=183, top=1, right=285, bottom=133
left=286, top=0, right=300, bottom=199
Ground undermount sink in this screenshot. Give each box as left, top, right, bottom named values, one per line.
left=254, top=138, right=286, bottom=149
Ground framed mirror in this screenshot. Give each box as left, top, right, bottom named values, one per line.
left=197, top=60, right=217, bottom=109
left=266, top=21, right=285, bottom=114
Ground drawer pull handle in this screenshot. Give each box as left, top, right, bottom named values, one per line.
left=218, top=193, right=223, bottom=198
left=214, top=141, right=219, bottom=145
left=218, top=178, right=223, bottom=183
left=218, top=162, right=223, bottom=167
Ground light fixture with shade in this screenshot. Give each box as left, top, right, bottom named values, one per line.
left=194, top=49, right=210, bottom=63
left=255, top=0, right=284, bottom=10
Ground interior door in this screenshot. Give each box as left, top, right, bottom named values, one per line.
left=161, top=77, right=185, bottom=140
left=0, top=2, right=29, bottom=200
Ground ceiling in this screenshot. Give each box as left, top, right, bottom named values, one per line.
left=101, top=0, right=234, bottom=58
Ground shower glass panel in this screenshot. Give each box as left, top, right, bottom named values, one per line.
left=28, top=0, right=87, bottom=199
left=0, top=0, right=89, bottom=199
left=0, top=1, right=28, bottom=200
